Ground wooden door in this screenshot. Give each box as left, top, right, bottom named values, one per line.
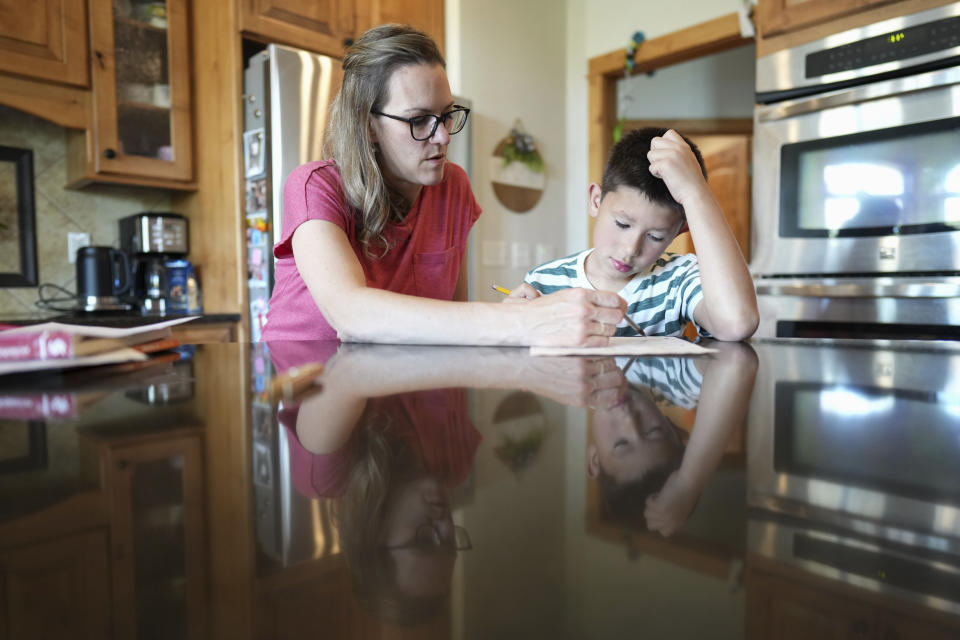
left=0, top=0, right=88, bottom=86
left=665, top=134, right=752, bottom=263
left=240, top=0, right=355, bottom=56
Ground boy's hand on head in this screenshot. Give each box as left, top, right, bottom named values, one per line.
left=644, top=470, right=699, bottom=537
left=647, top=129, right=711, bottom=208
left=503, top=282, right=541, bottom=302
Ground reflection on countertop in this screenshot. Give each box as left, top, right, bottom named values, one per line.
left=1, top=338, right=958, bottom=638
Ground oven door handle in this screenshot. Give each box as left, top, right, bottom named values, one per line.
left=755, top=66, right=960, bottom=122
left=756, top=280, right=960, bottom=298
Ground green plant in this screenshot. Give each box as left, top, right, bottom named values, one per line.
left=501, top=124, right=544, bottom=174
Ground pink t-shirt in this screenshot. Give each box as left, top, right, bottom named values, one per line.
left=261, top=160, right=482, bottom=341
left=280, top=389, right=481, bottom=499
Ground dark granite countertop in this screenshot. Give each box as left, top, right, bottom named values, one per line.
left=1, top=338, right=958, bottom=638
left=0, top=311, right=241, bottom=328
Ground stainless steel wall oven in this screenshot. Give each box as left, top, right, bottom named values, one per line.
left=752, top=2, right=960, bottom=339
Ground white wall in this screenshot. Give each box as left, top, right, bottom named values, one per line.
left=618, top=44, right=755, bottom=119
left=448, top=0, right=570, bottom=301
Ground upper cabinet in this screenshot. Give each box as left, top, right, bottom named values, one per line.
left=0, top=0, right=89, bottom=87
left=69, top=0, right=194, bottom=188
left=754, top=0, right=955, bottom=55
left=239, top=0, right=357, bottom=55
left=357, top=0, right=445, bottom=55
left=755, top=0, right=896, bottom=39
left=239, top=0, right=445, bottom=57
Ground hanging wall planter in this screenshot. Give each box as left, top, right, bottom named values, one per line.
left=490, top=120, right=545, bottom=213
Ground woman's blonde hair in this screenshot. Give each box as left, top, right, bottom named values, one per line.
left=323, top=24, right=445, bottom=257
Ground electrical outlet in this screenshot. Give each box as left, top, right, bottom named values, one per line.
left=482, top=241, right=507, bottom=267
left=67, top=232, right=91, bottom=263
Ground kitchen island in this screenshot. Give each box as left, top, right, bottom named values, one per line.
left=0, top=338, right=958, bottom=639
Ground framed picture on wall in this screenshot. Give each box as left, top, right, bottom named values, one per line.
left=0, top=145, right=39, bottom=287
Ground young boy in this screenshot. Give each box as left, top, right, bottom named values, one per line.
left=510, top=128, right=758, bottom=340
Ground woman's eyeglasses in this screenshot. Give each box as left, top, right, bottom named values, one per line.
left=371, top=106, right=470, bottom=141
left=384, top=523, right=473, bottom=553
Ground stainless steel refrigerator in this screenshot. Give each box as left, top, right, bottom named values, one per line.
left=242, top=43, right=342, bottom=342
left=242, top=43, right=473, bottom=567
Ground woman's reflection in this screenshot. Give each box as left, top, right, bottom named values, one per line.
left=588, top=341, right=758, bottom=537
left=266, top=340, right=628, bottom=625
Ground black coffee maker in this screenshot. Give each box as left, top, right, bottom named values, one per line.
left=119, top=212, right=189, bottom=316
left=75, top=246, right=133, bottom=312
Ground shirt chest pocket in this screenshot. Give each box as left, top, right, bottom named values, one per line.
left=413, top=247, right=458, bottom=300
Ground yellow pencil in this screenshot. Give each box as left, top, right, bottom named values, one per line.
left=491, top=284, right=512, bottom=295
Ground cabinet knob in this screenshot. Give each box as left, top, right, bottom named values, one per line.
left=343, top=37, right=354, bottom=47
left=104, top=148, right=117, bottom=159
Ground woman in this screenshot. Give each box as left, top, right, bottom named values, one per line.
left=261, top=24, right=625, bottom=346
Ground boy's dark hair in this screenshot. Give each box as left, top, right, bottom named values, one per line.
left=597, top=460, right=680, bottom=531
left=601, top=127, right=707, bottom=217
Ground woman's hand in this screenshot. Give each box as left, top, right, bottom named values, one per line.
left=519, top=356, right=627, bottom=408
left=504, top=283, right=540, bottom=302
left=525, top=288, right=627, bottom=347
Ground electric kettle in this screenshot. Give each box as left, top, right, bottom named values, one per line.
left=75, top=246, right=132, bottom=312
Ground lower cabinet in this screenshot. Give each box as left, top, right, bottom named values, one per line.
left=747, top=567, right=960, bottom=640
left=106, top=432, right=206, bottom=640
left=0, top=530, right=112, bottom=639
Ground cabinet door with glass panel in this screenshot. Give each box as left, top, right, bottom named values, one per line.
left=85, top=0, right=193, bottom=184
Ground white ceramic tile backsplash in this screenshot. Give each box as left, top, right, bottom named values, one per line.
left=0, top=106, right=171, bottom=317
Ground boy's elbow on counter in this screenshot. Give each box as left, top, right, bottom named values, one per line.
left=711, top=308, right=760, bottom=342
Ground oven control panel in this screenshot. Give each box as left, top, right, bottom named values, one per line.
left=806, top=14, right=960, bottom=78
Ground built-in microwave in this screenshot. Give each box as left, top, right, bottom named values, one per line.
left=751, top=2, right=960, bottom=338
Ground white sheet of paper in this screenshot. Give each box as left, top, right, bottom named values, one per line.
left=530, top=336, right=717, bottom=357
left=1, top=315, right=199, bottom=339
left=0, top=347, right=148, bottom=376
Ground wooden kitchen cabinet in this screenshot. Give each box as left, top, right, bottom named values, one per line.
left=746, top=566, right=960, bottom=640
left=239, top=0, right=445, bottom=57
left=0, top=0, right=89, bottom=87
left=240, top=0, right=355, bottom=56
left=754, top=0, right=956, bottom=57
left=755, top=0, right=896, bottom=40
left=67, top=0, right=195, bottom=189
left=357, top=0, right=445, bottom=55
left=105, top=431, right=207, bottom=639
left=0, top=530, right=112, bottom=639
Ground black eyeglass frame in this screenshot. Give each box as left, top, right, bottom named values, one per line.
left=383, top=523, right=473, bottom=553
left=371, top=105, right=470, bottom=141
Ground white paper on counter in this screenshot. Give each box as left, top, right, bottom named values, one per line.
left=0, top=315, right=200, bottom=338
left=530, top=336, right=717, bottom=357
left=0, top=347, right=147, bottom=376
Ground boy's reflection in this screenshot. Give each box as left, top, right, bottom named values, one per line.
left=589, top=342, right=758, bottom=537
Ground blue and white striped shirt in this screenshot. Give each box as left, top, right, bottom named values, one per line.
left=523, top=248, right=707, bottom=338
